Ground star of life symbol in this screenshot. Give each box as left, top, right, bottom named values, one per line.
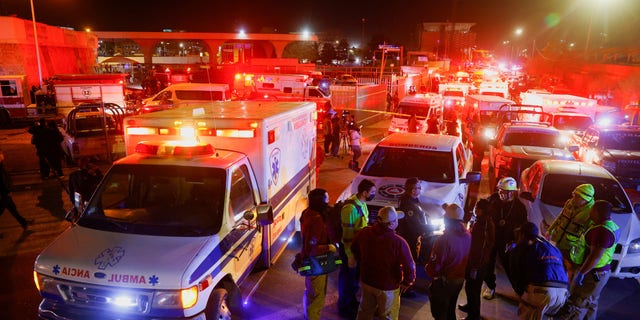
left=269, top=148, right=281, bottom=186
left=94, top=246, right=125, bottom=270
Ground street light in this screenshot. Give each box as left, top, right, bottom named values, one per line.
left=585, top=0, right=618, bottom=54
left=29, top=0, right=44, bottom=89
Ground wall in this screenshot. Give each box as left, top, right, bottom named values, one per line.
left=0, top=16, right=98, bottom=88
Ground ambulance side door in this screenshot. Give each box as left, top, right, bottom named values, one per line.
left=226, top=160, right=262, bottom=279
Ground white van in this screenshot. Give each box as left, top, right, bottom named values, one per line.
left=142, top=83, right=231, bottom=108
left=388, top=93, right=443, bottom=134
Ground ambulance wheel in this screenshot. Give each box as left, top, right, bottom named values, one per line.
left=205, top=288, right=232, bottom=320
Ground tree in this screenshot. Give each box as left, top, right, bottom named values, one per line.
left=319, top=42, right=337, bottom=65
left=336, top=39, right=350, bottom=63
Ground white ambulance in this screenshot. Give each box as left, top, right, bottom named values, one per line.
left=52, top=74, right=129, bottom=117
left=34, top=101, right=317, bottom=319
left=388, top=93, right=443, bottom=134
left=520, top=92, right=597, bottom=120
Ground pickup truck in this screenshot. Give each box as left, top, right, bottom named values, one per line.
left=59, top=103, right=126, bottom=164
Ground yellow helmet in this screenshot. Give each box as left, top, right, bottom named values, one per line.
left=497, top=177, right=518, bottom=191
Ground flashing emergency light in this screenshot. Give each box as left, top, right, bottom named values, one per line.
left=127, top=127, right=157, bottom=135
left=113, top=295, right=138, bottom=308
left=135, top=142, right=215, bottom=157
left=179, top=126, right=197, bottom=138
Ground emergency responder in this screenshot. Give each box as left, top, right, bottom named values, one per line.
left=546, top=184, right=595, bottom=280
left=483, top=177, right=528, bottom=300
left=338, top=179, right=376, bottom=318
left=508, top=222, right=568, bottom=319
left=556, top=200, right=620, bottom=320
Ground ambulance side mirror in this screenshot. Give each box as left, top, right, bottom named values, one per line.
left=256, top=204, right=274, bottom=226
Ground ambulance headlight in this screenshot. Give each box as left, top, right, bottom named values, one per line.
left=153, top=286, right=198, bottom=309
left=34, top=272, right=59, bottom=297
left=628, top=238, right=640, bottom=254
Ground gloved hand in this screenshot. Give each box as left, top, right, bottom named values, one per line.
left=327, top=244, right=337, bottom=253
left=573, top=272, right=585, bottom=287
left=348, top=256, right=357, bottom=269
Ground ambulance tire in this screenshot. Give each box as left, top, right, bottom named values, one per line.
left=205, top=288, right=232, bottom=320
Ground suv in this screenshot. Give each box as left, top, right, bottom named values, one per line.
left=572, top=124, right=640, bottom=189
left=338, top=133, right=481, bottom=233
left=488, top=122, right=576, bottom=189
left=519, top=159, right=640, bottom=279
left=334, top=74, right=358, bottom=86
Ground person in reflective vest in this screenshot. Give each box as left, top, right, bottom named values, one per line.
left=555, top=200, right=620, bottom=320
left=546, top=184, right=595, bottom=279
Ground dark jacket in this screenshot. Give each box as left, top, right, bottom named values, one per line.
left=397, top=194, right=429, bottom=242
left=68, top=168, right=103, bottom=204
left=487, top=193, right=528, bottom=247
left=467, top=215, right=495, bottom=271
left=508, top=237, right=568, bottom=296
left=352, top=224, right=416, bottom=290
left=426, top=221, right=471, bottom=280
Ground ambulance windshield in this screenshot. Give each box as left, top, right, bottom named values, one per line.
left=80, top=164, right=226, bottom=236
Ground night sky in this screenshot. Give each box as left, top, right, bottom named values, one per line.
left=2, top=0, right=638, bottom=50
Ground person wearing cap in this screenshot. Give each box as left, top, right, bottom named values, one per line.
left=351, top=206, right=415, bottom=320
left=508, top=222, right=568, bottom=320
left=458, top=198, right=495, bottom=320
left=556, top=200, right=620, bottom=320
left=425, top=203, right=471, bottom=320
left=483, top=176, right=528, bottom=300
left=547, top=183, right=595, bottom=280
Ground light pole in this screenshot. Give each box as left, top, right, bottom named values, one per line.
left=29, top=0, right=44, bottom=89
left=361, top=18, right=366, bottom=47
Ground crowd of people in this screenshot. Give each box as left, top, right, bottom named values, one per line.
left=297, top=176, right=620, bottom=320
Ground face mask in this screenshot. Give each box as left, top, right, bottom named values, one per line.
left=499, top=191, right=514, bottom=202
left=366, top=194, right=375, bottom=201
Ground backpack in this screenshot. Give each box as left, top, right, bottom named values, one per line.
left=327, top=199, right=362, bottom=244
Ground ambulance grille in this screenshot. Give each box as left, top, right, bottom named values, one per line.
left=57, top=281, right=152, bottom=314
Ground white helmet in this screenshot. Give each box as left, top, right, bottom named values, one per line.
left=497, top=177, right=517, bottom=191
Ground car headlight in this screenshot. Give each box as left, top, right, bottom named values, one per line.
left=628, top=238, right=640, bottom=254
left=601, top=160, right=616, bottom=173
left=483, top=128, right=496, bottom=139
left=153, top=286, right=198, bottom=309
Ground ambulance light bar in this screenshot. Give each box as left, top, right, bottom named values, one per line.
left=134, top=141, right=215, bottom=157
left=126, top=127, right=254, bottom=138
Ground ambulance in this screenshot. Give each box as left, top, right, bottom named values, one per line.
left=0, top=75, right=57, bottom=127
left=520, top=92, right=597, bottom=120
left=34, top=101, right=317, bottom=319
left=388, top=93, right=443, bottom=134
left=52, top=74, right=129, bottom=117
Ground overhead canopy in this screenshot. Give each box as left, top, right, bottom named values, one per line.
left=100, top=56, right=140, bottom=65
